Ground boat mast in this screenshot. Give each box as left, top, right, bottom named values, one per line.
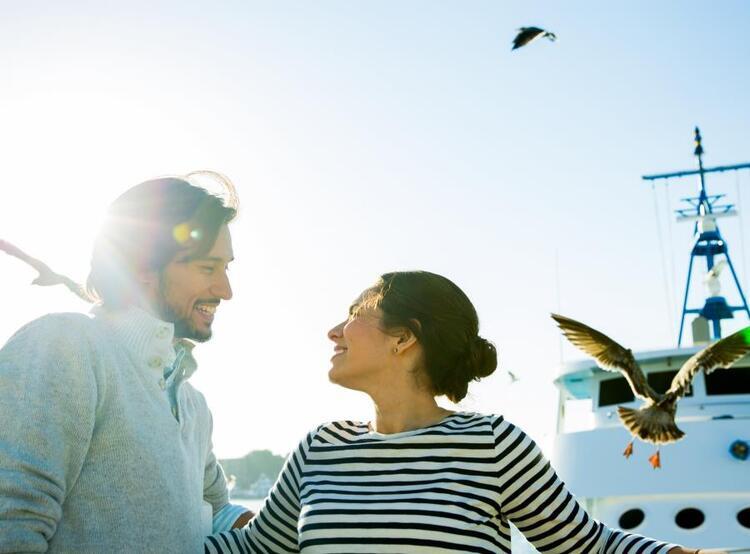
left=642, top=128, right=750, bottom=346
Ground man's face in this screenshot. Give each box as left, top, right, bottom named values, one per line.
left=154, top=224, right=234, bottom=342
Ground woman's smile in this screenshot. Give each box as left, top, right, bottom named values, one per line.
left=331, top=345, right=347, bottom=360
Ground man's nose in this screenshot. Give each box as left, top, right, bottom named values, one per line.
left=213, top=271, right=233, bottom=301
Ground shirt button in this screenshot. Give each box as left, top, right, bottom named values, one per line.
left=159, top=378, right=166, bottom=390
left=156, top=327, right=170, bottom=339
left=148, top=356, right=163, bottom=369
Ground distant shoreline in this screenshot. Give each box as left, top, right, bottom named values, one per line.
left=232, top=497, right=264, bottom=513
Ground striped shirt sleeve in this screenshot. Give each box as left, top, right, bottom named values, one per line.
left=492, top=416, right=679, bottom=553
left=205, top=428, right=320, bottom=554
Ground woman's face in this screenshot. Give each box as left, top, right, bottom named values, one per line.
left=327, top=304, right=394, bottom=391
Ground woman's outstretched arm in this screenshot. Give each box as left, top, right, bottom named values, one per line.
left=491, top=415, right=689, bottom=553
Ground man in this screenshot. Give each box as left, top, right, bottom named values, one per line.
left=0, top=175, right=252, bottom=552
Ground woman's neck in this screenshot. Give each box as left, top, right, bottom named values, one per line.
left=369, top=392, right=453, bottom=435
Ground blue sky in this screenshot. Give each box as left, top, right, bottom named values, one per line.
left=1, top=1, right=749, bottom=456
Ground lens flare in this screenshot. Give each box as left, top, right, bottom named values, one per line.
left=173, top=223, right=191, bottom=244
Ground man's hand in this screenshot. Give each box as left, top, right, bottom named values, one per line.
left=231, top=510, right=255, bottom=529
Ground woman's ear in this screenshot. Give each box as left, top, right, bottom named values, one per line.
left=397, top=330, right=418, bottom=349
left=393, top=322, right=420, bottom=354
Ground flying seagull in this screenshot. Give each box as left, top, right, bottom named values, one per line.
left=0, top=239, right=93, bottom=303
left=512, top=27, right=556, bottom=51
left=552, top=313, right=750, bottom=468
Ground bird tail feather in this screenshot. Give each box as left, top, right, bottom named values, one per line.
left=617, top=405, right=685, bottom=444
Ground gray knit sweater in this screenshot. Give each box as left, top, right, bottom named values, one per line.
left=0, top=308, right=231, bottom=553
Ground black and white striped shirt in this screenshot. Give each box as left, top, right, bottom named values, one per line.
left=206, top=412, right=676, bottom=553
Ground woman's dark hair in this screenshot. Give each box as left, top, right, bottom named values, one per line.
left=357, top=271, right=498, bottom=402
left=86, top=174, right=237, bottom=308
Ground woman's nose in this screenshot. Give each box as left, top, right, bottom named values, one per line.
left=327, top=321, right=345, bottom=341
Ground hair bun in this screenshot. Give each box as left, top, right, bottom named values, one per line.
left=368, top=271, right=498, bottom=403
left=463, top=336, right=498, bottom=380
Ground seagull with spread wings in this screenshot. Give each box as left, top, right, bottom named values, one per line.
left=552, top=313, right=750, bottom=468
left=512, top=27, right=556, bottom=51
left=0, top=239, right=93, bottom=303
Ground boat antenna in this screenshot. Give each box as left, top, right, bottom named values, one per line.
left=642, top=127, right=750, bottom=346
left=735, top=170, right=749, bottom=295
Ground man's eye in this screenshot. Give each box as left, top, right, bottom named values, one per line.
left=199, top=265, right=215, bottom=274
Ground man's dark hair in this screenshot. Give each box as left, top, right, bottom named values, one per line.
left=87, top=175, right=237, bottom=309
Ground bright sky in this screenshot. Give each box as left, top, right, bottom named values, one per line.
left=2, top=1, right=749, bottom=458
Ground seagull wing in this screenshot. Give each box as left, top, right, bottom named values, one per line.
left=512, top=27, right=544, bottom=50
left=0, top=239, right=57, bottom=278
left=0, top=239, right=92, bottom=301
left=552, top=314, right=659, bottom=401
left=666, top=326, right=750, bottom=400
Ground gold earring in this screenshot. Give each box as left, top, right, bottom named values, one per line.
left=392, top=348, right=398, bottom=354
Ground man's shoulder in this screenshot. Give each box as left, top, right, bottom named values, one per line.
left=34, top=311, right=94, bottom=326
left=3, top=312, right=99, bottom=351
left=19, top=311, right=96, bottom=336
left=0, top=312, right=108, bottom=387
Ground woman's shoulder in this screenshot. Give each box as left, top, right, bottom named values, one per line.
left=446, top=411, right=510, bottom=430
left=453, top=412, right=539, bottom=444
left=452, top=411, right=503, bottom=424
left=308, top=419, right=371, bottom=442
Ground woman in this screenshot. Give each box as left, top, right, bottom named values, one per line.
left=207, top=271, right=707, bottom=553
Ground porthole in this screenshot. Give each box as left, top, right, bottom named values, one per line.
left=618, top=508, right=645, bottom=530
left=675, top=508, right=704, bottom=529
left=738, top=507, right=750, bottom=529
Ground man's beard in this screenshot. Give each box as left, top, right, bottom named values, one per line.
left=156, top=281, right=212, bottom=342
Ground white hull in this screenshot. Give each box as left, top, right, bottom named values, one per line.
left=554, top=419, right=750, bottom=547
left=551, top=349, right=750, bottom=550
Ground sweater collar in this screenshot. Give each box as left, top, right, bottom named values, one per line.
left=93, top=306, right=198, bottom=379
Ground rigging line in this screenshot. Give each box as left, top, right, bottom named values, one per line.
left=663, top=179, right=677, bottom=314
left=554, top=248, right=563, bottom=365
left=736, top=170, right=749, bottom=295
left=651, top=181, right=674, bottom=338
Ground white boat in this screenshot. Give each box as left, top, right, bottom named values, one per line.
left=553, top=347, right=750, bottom=549
left=540, top=130, right=750, bottom=551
